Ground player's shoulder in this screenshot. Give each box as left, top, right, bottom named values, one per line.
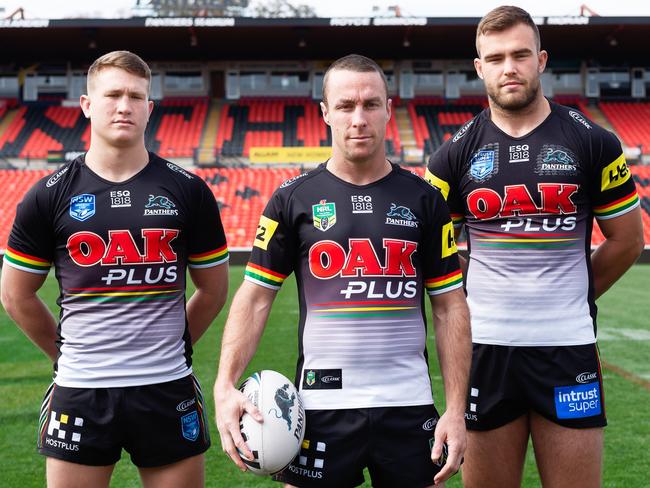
left=150, top=153, right=201, bottom=185
left=433, top=108, right=489, bottom=157
left=393, top=164, right=446, bottom=200
left=273, top=164, right=326, bottom=197
left=551, top=101, right=614, bottom=142
left=30, top=157, right=83, bottom=197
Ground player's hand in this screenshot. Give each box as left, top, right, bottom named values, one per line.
left=431, top=410, right=466, bottom=485
left=214, top=383, right=264, bottom=472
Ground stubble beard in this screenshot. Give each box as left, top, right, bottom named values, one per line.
left=487, top=78, right=540, bottom=113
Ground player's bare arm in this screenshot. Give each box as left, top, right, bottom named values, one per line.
left=454, top=227, right=468, bottom=275
left=591, top=206, right=644, bottom=299
left=214, top=280, right=275, bottom=471
left=186, top=263, right=229, bottom=344
left=1, top=265, right=58, bottom=361
left=429, top=287, right=471, bottom=484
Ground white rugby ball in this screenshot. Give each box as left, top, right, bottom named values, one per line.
left=238, top=370, right=306, bottom=476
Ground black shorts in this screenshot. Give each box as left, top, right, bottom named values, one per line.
left=465, top=343, right=607, bottom=431
left=37, top=374, right=210, bottom=467
left=274, top=404, right=448, bottom=488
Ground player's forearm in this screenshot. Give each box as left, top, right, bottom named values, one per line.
left=433, top=294, right=472, bottom=414
left=3, top=295, right=58, bottom=361
left=186, top=287, right=228, bottom=345
left=591, top=232, right=643, bottom=299
left=215, top=282, right=274, bottom=389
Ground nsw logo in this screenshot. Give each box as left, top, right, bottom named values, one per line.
left=69, top=194, right=95, bottom=222
left=180, top=411, right=200, bottom=441
left=469, top=150, right=495, bottom=182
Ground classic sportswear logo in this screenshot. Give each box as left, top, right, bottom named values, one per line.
left=576, top=372, right=598, bottom=384
left=176, top=398, right=196, bottom=412
left=46, top=166, right=69, bottom=187
left=166, top=162, right=194, bottom=179
left=569, top=110, right=592, bottom=129
left=422, top=417, right=437, bottom=431
left=452, top=119, right=474, bottom=142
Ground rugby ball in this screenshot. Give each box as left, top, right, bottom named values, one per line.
left=238, top=370, right=305, bottom=476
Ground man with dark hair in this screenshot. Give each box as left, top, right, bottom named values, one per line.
left=215, top=53, right=471, bottom=487
left=426, top=6, right=643, bottom=487
left=1, top=50, right=229, bottom=487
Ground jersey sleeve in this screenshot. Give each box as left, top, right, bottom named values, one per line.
left=590, top=130, right=640, bottom=220
left=5, top=184, right=54, bottom=274
left=422, top=191, right=463, bottom=296
left=187, top=180, right=229, bottom=268
left=244, top=190, right=296, bottom=290
left=426, top=143, right=465, bottom=229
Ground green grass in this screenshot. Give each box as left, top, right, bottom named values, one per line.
left=0, top=264, right=648, bottom=487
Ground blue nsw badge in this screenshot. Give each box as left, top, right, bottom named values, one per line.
left=69, top=194, right=96, bottom=222
left=469, top=150, right=495, bottom=181
left=554, top=382, right=602, bottom=419
left=181, top=411, right=200, bottom=442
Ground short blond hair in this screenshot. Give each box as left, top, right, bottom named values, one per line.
left=87, top=50, right=151, bottom=92
left=476, top=6, right=540, bottom=56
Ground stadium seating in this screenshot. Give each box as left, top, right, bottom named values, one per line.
left=0, top=97, right=209, bottom=159
left=148, top=97, right=208, bottom=158
left=215, top=97, right=400, bottom=158
left=1, top=166, right=647, bottom=251
left=599, top=102, right=650, bottom=153
left=408, top=97, right=486, bottom=154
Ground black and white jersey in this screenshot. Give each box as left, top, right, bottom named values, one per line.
left=245, top=163, right=462, bottom=410
left=5, top=153, right=229, bottom=387
left=427, top=102, right=639, bottom=346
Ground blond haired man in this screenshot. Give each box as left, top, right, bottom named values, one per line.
left=1, top=51, right=229, bottom=487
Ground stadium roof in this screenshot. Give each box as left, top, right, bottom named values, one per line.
left=2, top=16, right=650, bottom=66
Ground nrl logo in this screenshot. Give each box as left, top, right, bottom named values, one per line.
left=312, top=199, right=337, bottom=232
left=305, top=370, right=316, bottom=386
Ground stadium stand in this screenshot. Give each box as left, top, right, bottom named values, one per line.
left=599, top=102, right=650, bottom=153
left=408, top=97, right=486, bottom=154
left=0, top=97, right=209, bottom=160
left=214, top=97, right=400, bottom=158
left=1, top=166, right=648, bottom=250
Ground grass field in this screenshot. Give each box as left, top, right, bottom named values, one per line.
left=1, top=264, right=648, bottom=487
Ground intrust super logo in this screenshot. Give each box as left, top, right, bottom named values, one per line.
left=554, top=382, right=601, bottom=419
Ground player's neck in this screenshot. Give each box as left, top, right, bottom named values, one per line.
left=488, top=95, right=551, bottom=138
left=326, top=154, right=392, bottom=186
left=84, top=141, right=149, bottom=183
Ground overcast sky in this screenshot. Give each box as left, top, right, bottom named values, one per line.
left=4, top=0, right=650, bottom=19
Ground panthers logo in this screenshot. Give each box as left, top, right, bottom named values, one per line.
left=387, top=203, right=416, bottom=221
left=146, top=195, right=175, bottom=209
left=269, top=384, right=295, bottom=431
